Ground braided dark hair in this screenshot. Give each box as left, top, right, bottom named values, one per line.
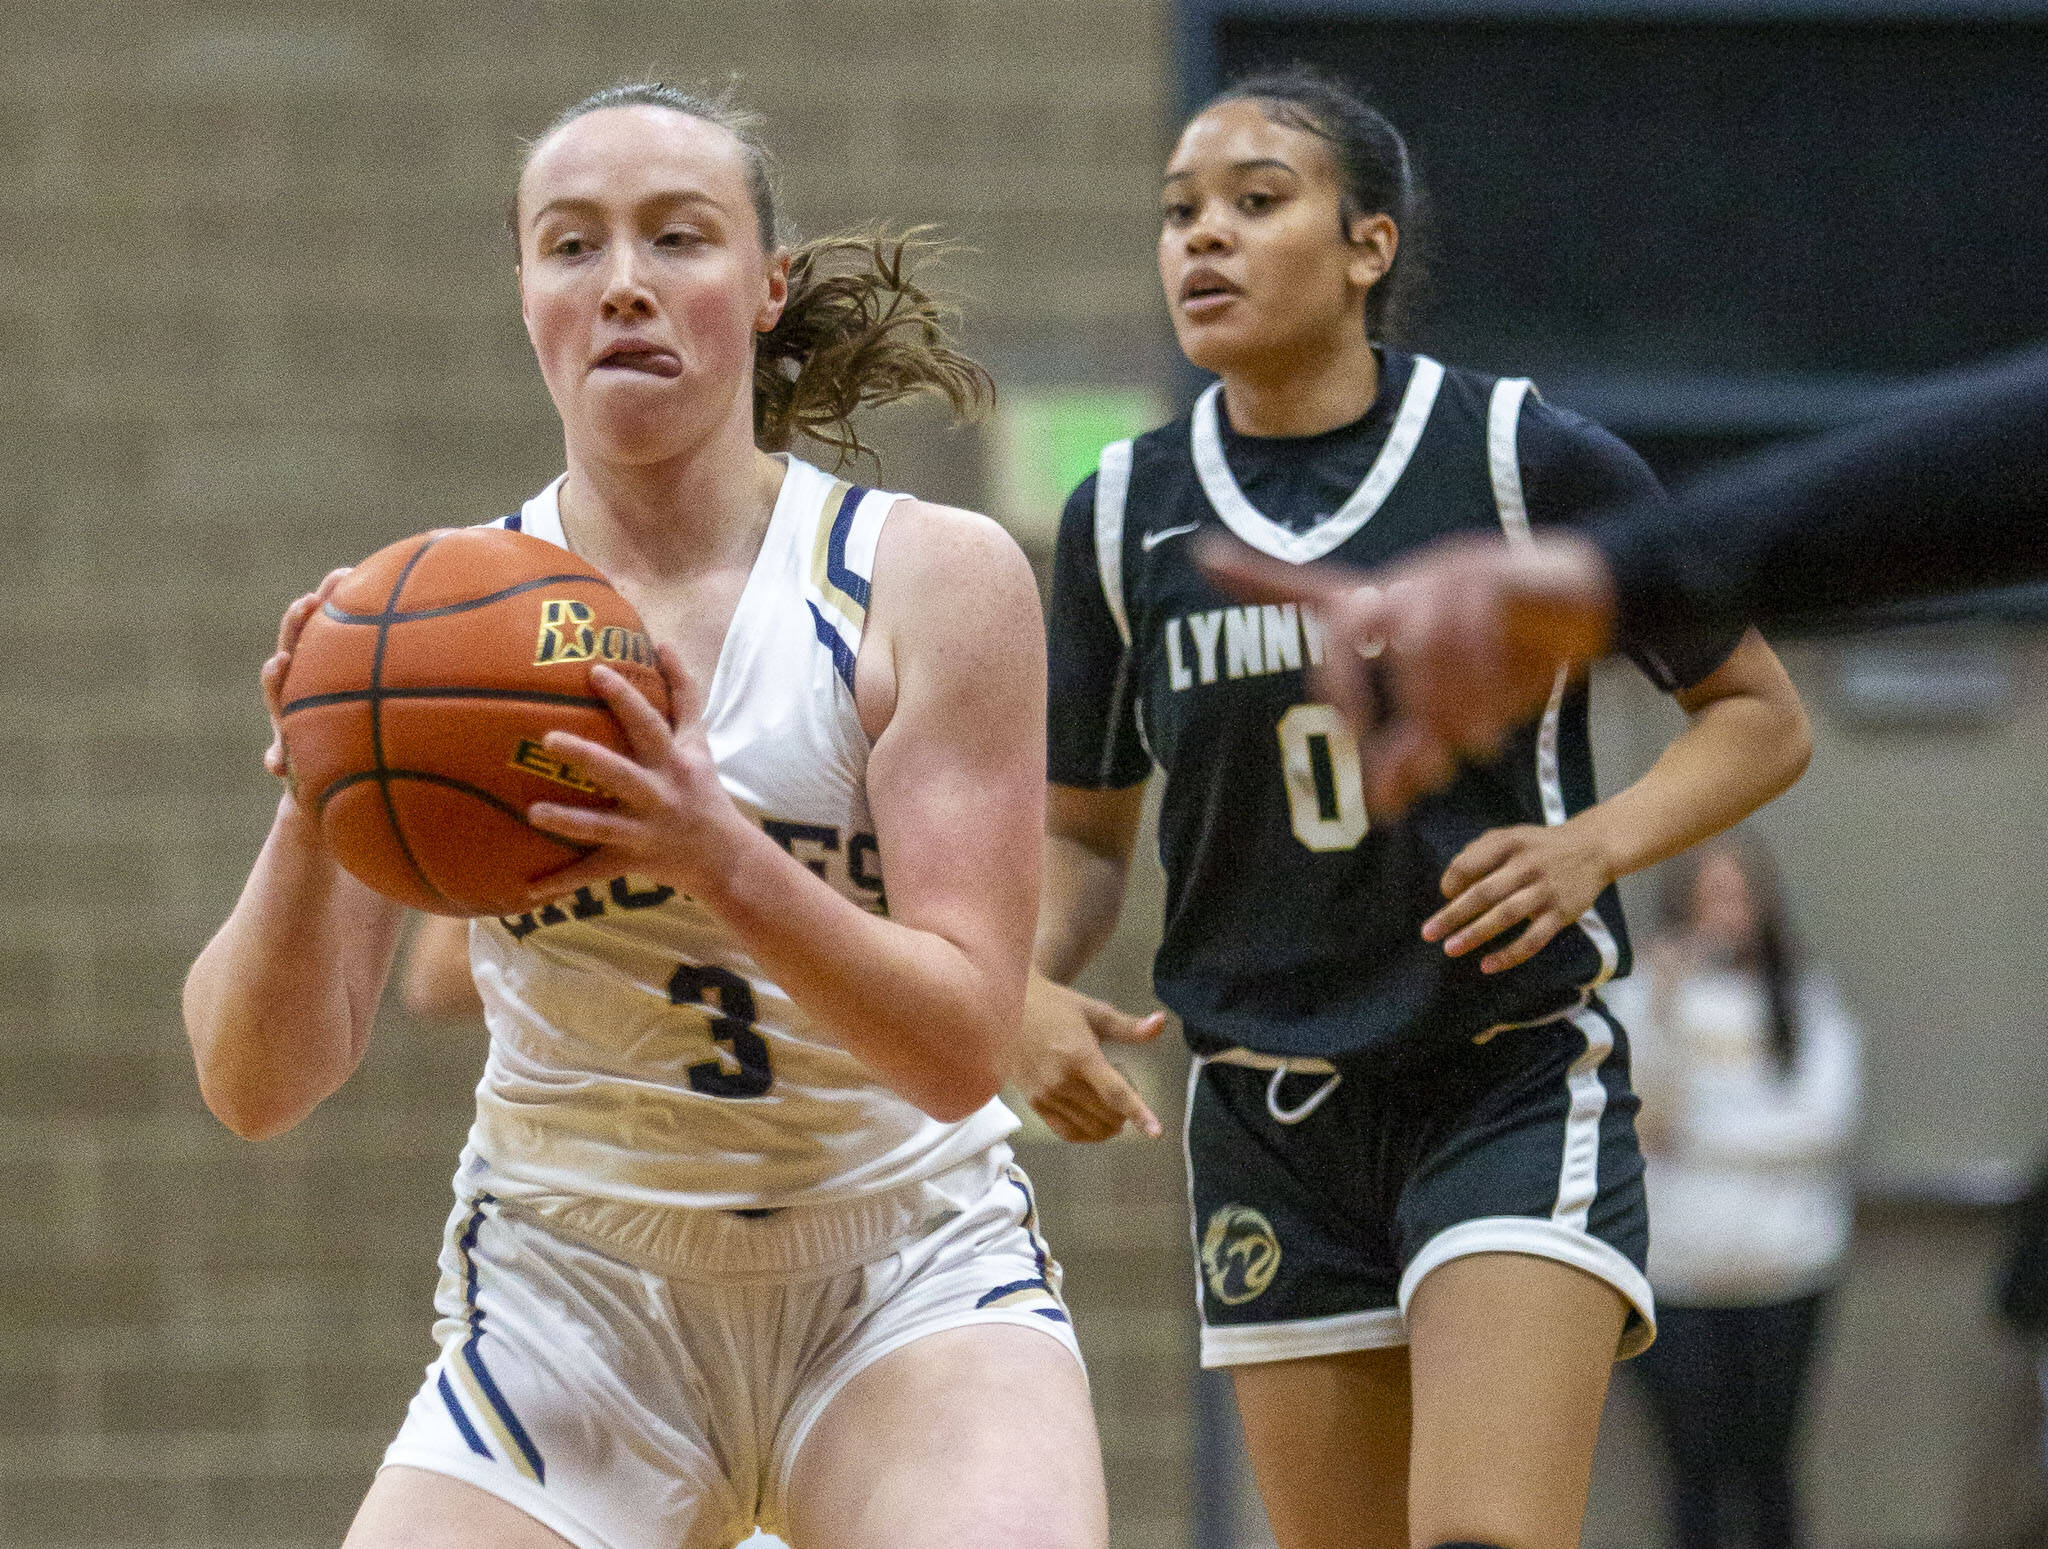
left=513, top=82, right=992, bottom=467
left=1201, top=65, right=1430, bottom=339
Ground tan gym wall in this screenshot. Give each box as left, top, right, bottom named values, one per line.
left=6, top=3, right=2047, bottom=1546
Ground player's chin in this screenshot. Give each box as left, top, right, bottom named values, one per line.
left=1170, top=308, right=1265, bottom=376
left=574, top=391, right=702, bottom=463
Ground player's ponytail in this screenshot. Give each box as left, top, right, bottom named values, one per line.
left=754, top=228, right=993, bottom=467
left=1202, top=66, right=1431, bottom=340
left=518, top=81, right=992, bottom=468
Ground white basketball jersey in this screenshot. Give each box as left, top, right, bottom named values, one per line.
left=460, top=457, right=1018, bottom=1214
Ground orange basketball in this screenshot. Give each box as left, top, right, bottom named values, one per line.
left=278, top=526, right=671, bottom=917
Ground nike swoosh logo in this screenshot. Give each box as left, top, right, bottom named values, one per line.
left=1141, top=522, right=1202, bottom=553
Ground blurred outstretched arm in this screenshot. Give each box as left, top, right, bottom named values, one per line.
left=1202, top=343, right=2048, bottom=814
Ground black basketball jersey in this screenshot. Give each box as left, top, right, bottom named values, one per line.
left=1046, top=350, right=1742, bottom=1059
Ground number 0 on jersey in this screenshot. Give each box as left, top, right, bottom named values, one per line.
left=1276, top=703, right=1369, bottom=851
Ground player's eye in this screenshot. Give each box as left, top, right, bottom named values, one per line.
left=654, top=228, right=704, bottom=249
left=1161, top=200, right=1195, bottom=225
left=1238, top=190, right=1277, bottom=215
left=548, top=233, right=592, bottom=258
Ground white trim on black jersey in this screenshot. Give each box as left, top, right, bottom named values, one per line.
left=1189, top=356, right=1446, bottom=564
left=1486, top=378, right=1621, bottom=989
left=1086, top=438, right=1150, bottom=783
left=1093, top=439, right=1134, bottom=647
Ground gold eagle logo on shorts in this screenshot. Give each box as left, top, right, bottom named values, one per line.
left=1201, top=1204, right=1281, bottom=1306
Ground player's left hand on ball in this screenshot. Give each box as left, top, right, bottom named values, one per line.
left=524, top=644, right=740, bottom=897
left=1424, top=822, right=1614, bottom=975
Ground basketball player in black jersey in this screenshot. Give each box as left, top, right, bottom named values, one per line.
left=1203, top=339, right=2048, bottom=815
left=1017, top=69, right=1812, bottom=1549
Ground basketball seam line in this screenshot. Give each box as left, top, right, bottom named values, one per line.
left=320, top=571, right=602, bottom=625
left=279, top=686, right=611, bottom=717
left=318, top=770, right=594, bottom=857
left=369, top=536, right=462, bottom=913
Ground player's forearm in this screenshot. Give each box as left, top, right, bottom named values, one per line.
left=1033, top=832, right=1136, bottom=986
left=1597, top=342, right=2048, bottom=651
left=1033, top=783, right=1146, bottom=985
left=693, top=822, right=1019, bottom=1123
left=399, top=915, right=484, bottom=1022
left=183, top=796, right=405, bottom=1139
left=1572, top=689, right=1810, bottom=887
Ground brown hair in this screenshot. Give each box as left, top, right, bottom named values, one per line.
left=1656, top=833, right=1804, bottom=1074
left=515, top=82, right=993, bottom=467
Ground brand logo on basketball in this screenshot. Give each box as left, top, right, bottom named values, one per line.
left=533, top=600, right=652, bottom=667
left=509, top=738, right=605, bottom=796
left=1201, top=1205, right=1281, bottom=1305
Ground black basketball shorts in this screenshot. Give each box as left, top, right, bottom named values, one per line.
left=1183, top=1002, right=1654, bottom=1367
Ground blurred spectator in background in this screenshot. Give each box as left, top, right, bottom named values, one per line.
left=1606, top=834, right=1861, bottom=1549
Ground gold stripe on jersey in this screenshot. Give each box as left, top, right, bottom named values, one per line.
left=808, top=478, right=869, bottom=637
left=977, top=1282, right=1068, bottom=1314
left=448, top=1352, right=542, bottom=1482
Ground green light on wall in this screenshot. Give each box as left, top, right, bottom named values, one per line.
left=989, top=387, right=1165, bottom=547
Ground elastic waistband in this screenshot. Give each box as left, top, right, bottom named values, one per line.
left=495, top=1145, right=1008, bottom=1284
left=1194, top=991, right=1605, bottom=1068
left=1198, top=1047, right=1343, bottom=1125
left=1200, top=1047, right=1339, bottom=1076
left=1476, top=988, right=1595, bottom=1044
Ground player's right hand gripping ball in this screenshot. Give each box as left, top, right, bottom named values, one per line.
left=278, top=527, right=672, bottom=917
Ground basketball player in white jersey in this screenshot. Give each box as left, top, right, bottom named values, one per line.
left=182, top=83, right=1107, bottom=1549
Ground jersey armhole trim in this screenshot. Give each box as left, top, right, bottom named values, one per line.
left=1090, top=440, right=1146, bottom=786
left=1093, top=440, right=1134, bottom=648
left=1488, top=377, right=1620, bottom=986
left=807, top=480, right=898, bottom=694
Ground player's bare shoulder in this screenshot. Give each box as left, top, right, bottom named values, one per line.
left=855, top=498, right=1044, bottom=737
left=875, top=498, right=1038, bottom=614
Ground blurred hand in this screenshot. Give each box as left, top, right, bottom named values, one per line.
left=1012, top=975, right=1167, bottom=1143
left=1424, top=821, right=1615, bottom=975
left=262, top=567, right=353, bottom=786
left=1196, top=531, right=1618, bottom=816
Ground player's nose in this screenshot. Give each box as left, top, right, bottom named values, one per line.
left=1182, top=200, right=1233, bottom=254
left=599, top=246, right=657, bottom=319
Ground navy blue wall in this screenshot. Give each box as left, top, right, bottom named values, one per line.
left=1176, top=1, right=2048, bottom=468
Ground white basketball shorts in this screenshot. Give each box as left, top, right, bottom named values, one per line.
left=380, top=1144, right=1082, bottom=1549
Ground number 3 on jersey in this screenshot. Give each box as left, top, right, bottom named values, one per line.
left=668, top=963, right=774, bottom=1098
left=1276, top=703, right=1369, bottom=851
